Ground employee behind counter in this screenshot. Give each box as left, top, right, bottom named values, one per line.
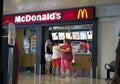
left=71, top=41, right=91, bottom=55
left=71, top=41, right=92, bottom=70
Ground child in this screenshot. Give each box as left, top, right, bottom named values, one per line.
left=52, top=40, right=61, bottom=76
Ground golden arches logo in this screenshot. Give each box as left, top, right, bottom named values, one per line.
left=77, top=9, right=88, bottom=19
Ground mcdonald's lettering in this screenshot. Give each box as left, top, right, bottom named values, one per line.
left=77, top=9, right=88, bottom=19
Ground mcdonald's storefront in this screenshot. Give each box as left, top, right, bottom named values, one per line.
left=3, top=6, right=98, bottom=78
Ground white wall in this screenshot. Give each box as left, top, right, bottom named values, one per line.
left=3, top=0, right=120, bottom=14
left=98, top=19, right=120, bottom=78
left=96, top=4, right=120, bottom=79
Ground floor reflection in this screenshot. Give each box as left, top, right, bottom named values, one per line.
left=18, top=72, right=111, bottom=84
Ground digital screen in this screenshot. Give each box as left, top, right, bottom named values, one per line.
left=65, top=32, right=72, bottom=40
left=58, top=32, right=65, bottom=40
left=87, top=31, right=93, bottom=39
left=80, top=31, right=87, bottom=40
left=52, top=33, right=59, bottom=40
left=72, top=32, right=80, bottom=40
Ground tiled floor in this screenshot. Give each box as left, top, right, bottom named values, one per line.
left=18, top=72, right=111, bottom=84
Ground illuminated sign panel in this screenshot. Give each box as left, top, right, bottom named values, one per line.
left=77, top=9, right=88, bottom=19
left=3, top=7, right=95, bottom=25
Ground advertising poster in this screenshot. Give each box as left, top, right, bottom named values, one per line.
left=58, top=32, right=65, bottom=40
left=80, top=31, right=87, bottom=40
left=72, top=32, right=80, bottom=40
left=52, top=32, right=58, bottom=40
left=31, top=35, right=36, bottom=52
left=65, top=32, right=72, bottom=40
left=87, top=31, right=92, bottom=39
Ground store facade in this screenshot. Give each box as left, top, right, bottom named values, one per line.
left=3, top=6, right=98, bottom=78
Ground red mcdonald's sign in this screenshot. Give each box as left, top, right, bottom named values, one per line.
left=3, top=7, right=95, bottom=25
left=77, top=8, right=89, bottom=19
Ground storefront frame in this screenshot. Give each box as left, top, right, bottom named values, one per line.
left=3, top=7, right=98, bottom=78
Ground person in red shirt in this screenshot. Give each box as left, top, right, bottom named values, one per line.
left=80, top=42, right=90, bottom=53
left=58, top=38, right=76, bottom=78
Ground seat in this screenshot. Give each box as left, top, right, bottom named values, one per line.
left=104, top=60, right=115, bottom=80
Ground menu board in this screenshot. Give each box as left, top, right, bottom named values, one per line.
left=52, top=32, right=59, bottom=40
left=72, top=32, right=80, bottom=40
left=52, top=31, right=92, bottom=40
left=80, top=31, right=87, bottom=40
left=65, top=32, right=72, bottom=40
left=87, top=31, right=92, bottom=39
left=58, top=32, right=65, bottom=40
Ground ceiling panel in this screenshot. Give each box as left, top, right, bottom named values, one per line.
left=3, top=0, right=120, bottom=15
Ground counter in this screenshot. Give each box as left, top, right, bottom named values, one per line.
left=74, top=53, right=92, bottom=70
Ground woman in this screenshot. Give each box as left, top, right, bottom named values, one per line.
left=45, top=40, right=53, bottom=75
left=59, top=38, right=76, bottom=78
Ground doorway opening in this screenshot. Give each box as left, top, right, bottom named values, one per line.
left=41, top=24, right=93, bottom=77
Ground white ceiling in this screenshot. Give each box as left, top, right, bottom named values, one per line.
left=3, top=0, right=120, bottom=15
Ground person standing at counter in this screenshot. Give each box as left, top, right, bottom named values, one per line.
left=58, top=38, right=76, bottom=78
left=45, top=40, right=53, bottom=75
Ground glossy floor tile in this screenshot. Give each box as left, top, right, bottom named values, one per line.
left=18, top=72, right=111, bottom=84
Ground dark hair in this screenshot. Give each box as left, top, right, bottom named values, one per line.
left=53, top=40, right=59, bottom=45
left=54, top=40, right=58, bottom=43
left=64, top=38, right=71, bottom=44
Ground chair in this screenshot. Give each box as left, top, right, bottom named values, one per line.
left=104, top=60, right=115, bottom=80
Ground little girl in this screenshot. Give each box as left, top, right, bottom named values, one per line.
left=52, top=40, right=61, bottom=76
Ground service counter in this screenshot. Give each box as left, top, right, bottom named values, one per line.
left=74, top=53, right=92, bottom=70
left=22, top=54, right=35, bottom=67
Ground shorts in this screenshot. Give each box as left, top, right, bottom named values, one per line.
left=52, top=58, right=61, bottom=67
left=45, top=54, right=52, bottom=61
